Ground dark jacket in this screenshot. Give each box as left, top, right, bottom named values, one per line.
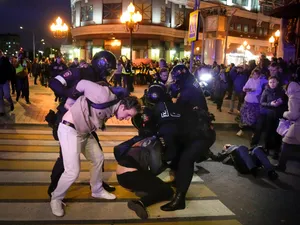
left=0, top=56, right=13, bottom=84
left=114, top=136, right=166, bottom=175
left=260, top=85, right=287, bottom=117
left=233, top=73, right=248, bottom=94
left=50, top=62, right=68, bottom=78
left=176, top=74, right=208, bottom=111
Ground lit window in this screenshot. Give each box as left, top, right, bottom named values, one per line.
left=236, top=24, right=241, bottom=31
left=244, top=25, right=248, bottom=33
left=81, top=5, right=93, bottom=22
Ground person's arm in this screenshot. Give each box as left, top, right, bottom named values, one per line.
left=243, top=79, right=251, bottom=92
left=283, top=99, right=300, bottom=121
left=260, top=90, right=271, bottom=107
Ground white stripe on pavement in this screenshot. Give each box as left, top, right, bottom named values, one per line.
left=0, top=171, right=203, bottom=184
left=0, top=139, right=122, bottom=146
left=0, top=200, right=234, bottom=221
left=0, top=129, right=137, bottom=136
left=0, top=152, right=116, bottom=160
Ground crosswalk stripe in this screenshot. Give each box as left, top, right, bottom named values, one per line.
left=117, top=220, right=242, bottom=225
left=0, top=145, right=115, bottom=153
left=0, top=129, right=138, bottom=136
left=0, top=159, right=118, bottom=172
left=0, top=152, right=116, bottom=160
left=0, top=127, right=240, bottom=224
left=42, top=221, right=242, bottom=225
left=0, top=139, right=123, bottom=146
left=0, top=200, right=235, bottom=221
left=0, top=171, right=203, bottom=184
left=0, top=134, right=134, bottom=141
left=0, top=183, right=216, bottom=200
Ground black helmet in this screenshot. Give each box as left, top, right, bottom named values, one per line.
left=146, top=83, right=167, bottom=104
left=170, top=64, right=189, bottom=82
left=92, top=50, right=117, bottom=73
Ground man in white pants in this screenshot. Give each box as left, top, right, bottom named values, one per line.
left=50, top=79, right=141, bottom=217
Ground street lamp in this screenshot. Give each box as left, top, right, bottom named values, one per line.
left=50, top=17, right=68, bottom=39
left=238, top=41, right=250, bottom=65
left=274, top=30, right=280, bottom=57
left=120, top=2, right=142, bottom=62
left=20, top=26, right=36, bottom=60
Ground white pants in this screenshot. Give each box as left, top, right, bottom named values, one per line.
left=51, top=123, right=104, bottom=200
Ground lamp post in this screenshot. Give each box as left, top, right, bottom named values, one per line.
left=50, top=17, right=69, bottom=39
left=120, top=2, right=142, bottom=62
left=20, top=26, right=36, bottom=60
left=274, top=30, right=280, bottom=57
left=269, top=35, right=275, bottom=56
left=238, top=41, right=250, bottom=65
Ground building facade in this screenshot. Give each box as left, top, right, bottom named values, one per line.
left=70, top=0, right=281, bottom=65
left=0, top=34, right=21, bottom=57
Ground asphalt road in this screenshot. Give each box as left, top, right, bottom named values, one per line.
left=199, top=129, right=300, bottom=225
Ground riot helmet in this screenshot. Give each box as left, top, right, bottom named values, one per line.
left=146, top=83, right=167, bottom=104
left=170, top=64, right=190, bottom=83
left=92, top=51, right=117, bottom=79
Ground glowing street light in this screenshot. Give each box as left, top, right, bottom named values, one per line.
left=238, top=40, right=251, bottom=65
left=120, top=2, right=142, bottom=62
left=50, top=17, right=69, bottom=39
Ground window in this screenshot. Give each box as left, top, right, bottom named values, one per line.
left=243, top=25, right=248, bottom=33
left=81, top=5, right=93, bottom=22
left=263, top=28, right=268, bottom=36
left=258, top=28, right=263, bottom=36
left=175, top=10, right=184, bottom=26
left=135, top=3, right=152, bottom=21
left=103, top=3, right=122, bottom=20
left=230, top=23, right=234, bottom=30
left=236, top=24, right=241, bottom=31
left=251, top=26, right=256, bottom=33
left=241, top=0, right=248, bottom=6
left=232, top=0, right=237, bottom=3
left=161, top=7, right=166, bottom=22
left=72, top=5, right=76, bottom=24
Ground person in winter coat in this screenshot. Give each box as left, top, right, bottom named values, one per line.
left=251, top=76, right=288, bottom=157
left=237, top=69, right=268, bottom=136
left=228, top=66, right=247, bottom=114
left=214, top=69, right=228, bottom=112
left=276, top=70, right=300, bottom=171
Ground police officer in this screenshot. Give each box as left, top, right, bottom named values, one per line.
left=161, top=64, right=216, bottom=211
left=47, top=51, right=117, bottom=197
left=169, top=64, right=208, bottom=111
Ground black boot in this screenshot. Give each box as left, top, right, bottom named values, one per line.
left=160, top=192, right=186, bottom=211
left=102, top=182, right=116, bottom=192
left=128, top=200, right=148, bottom=219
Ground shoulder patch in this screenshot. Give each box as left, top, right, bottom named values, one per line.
left=193, top=81, right=200, bottom=88
left=63, top=70, right=72, bottom=78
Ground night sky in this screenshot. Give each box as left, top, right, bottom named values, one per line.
left=0, top=0, right=71, bottom=51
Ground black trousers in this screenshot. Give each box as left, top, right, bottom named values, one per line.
left=173, top=132, right=216, bottom=193
left=117, top=170, right=173, bottom=207
left=16, top=77, right=30, bottom=102
left=48, top=131, right=104, bottom=195
left=251, top=112, right=281, bottom=151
